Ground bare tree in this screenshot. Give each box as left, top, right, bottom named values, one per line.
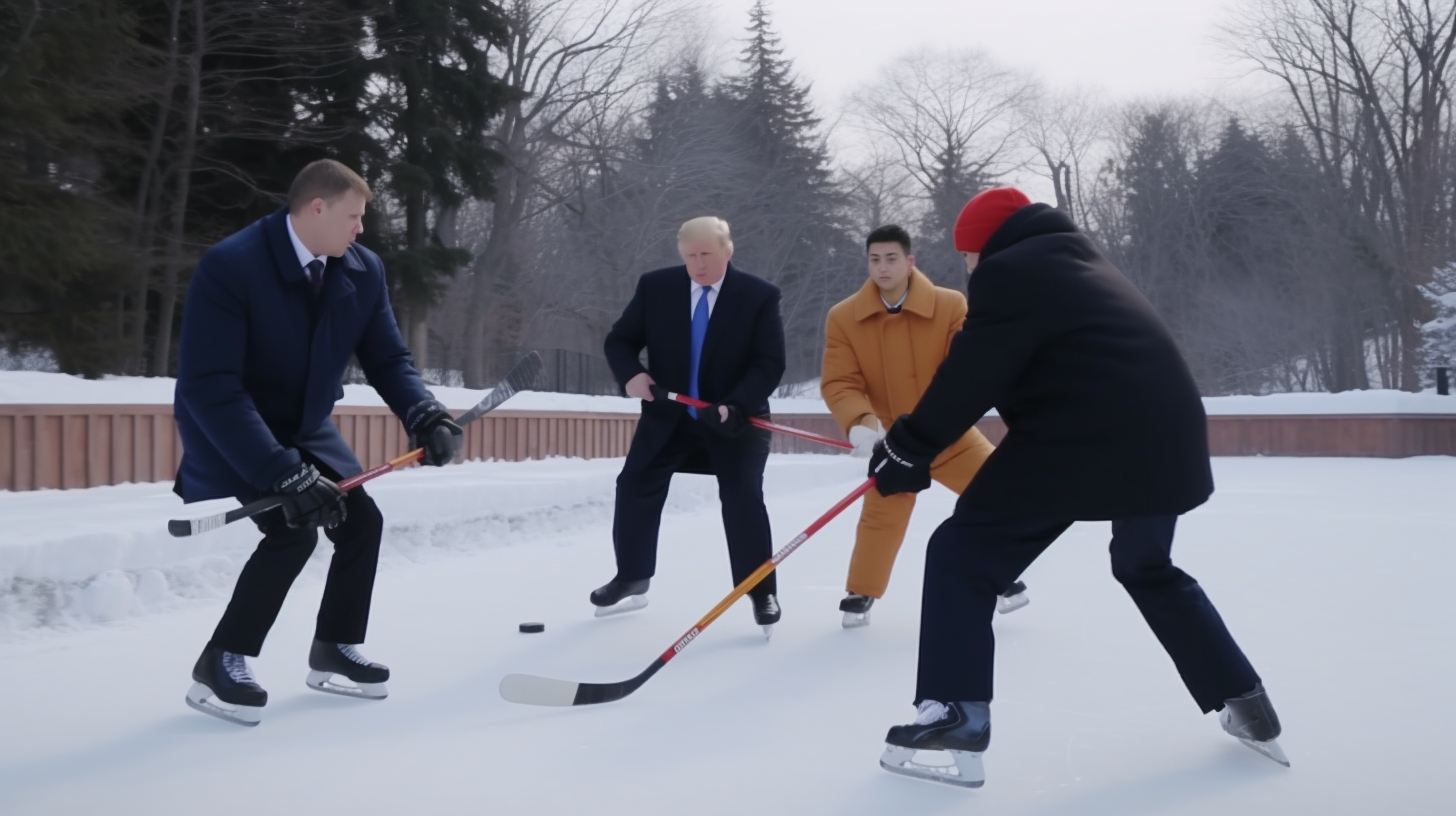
left=456, top=0, right=684, bottom=387
left=1231, top=0, right=1456, bottom=390
left=1024, top=87, right=1108, bottom=228
left=845, top=50, right=1038, bottom=208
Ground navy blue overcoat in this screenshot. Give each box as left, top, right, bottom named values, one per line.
left=174, top=208, right=431, bottom=502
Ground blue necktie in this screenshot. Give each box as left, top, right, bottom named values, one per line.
left=688, top=285, right=712, bottom=418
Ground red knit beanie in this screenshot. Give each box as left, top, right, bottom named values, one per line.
left=953, top=187, right=1033, bottom=253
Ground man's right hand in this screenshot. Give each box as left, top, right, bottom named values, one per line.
left=625, top=372, right=657, bottom=401
left=848, top=418, right=884, bottom=459
left=271, top=462, right=347, bottom=530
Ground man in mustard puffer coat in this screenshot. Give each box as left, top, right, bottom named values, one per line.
left=820, top=225, right=1029, bottom=627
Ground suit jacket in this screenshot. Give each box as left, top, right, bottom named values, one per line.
left=173, top=208, right=432, bottom=502
left=901, top=204, right=1214, bottom=520
left=604, top=263, right=786, bottom=470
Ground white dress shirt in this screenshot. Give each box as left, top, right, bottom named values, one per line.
left=689, top=273, right=725, bottom=319
left=285, top=214, right=331, bottom=272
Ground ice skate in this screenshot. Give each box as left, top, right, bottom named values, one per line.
left=752, top=592, right=780, bottom=638
left=996, top=580, right=1029, bottom=614
left=879, top=700, right=989, bottom=788
left=305, top=640, right=390, bottom=700
left=840, top=593, right=874, bottom=628
left=590, top=577, right=650, bottom=617
left=1220, top=682, right=1289, bottom=766
left=185, top=644, right=266, bottom=727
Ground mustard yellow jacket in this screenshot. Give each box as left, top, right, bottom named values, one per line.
left=821, top=268, right=993, bottom=456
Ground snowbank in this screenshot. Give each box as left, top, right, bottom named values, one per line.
left=0, top=454, right=861, bottom=635
left=3, top=370, right=1455, bottom=414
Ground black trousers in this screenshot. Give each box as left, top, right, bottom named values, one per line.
left=916, top=508, right=1260, bottom=713
left=612, top=415, right=776, bottom=598
left=210, top=461, right=384, bottom=657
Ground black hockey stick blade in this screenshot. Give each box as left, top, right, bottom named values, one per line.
left=499, top=658, right=666, bottom=707
left=166, top=351, right=546, bottom=538
left=166, top=496, right=283, bottom=538
left=454, top=351, right=545, bottom=427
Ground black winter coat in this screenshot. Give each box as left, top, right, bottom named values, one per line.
left=901, top=204, right=1214, bottom=520
left=604, top=263, right=786, bottom=471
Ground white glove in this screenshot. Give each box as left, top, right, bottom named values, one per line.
left=848, top=422, right=885, bottom=459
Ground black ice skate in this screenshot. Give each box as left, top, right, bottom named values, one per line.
left=751, top=592, right=780, bottom=638
left=880, top=700, right=990, bottom=788
left=185, top=644, right=267, bottom=727
left=306, top=640, right=390, bottom=700
left=590, top=577, right=650, bottom=617
left=997, top=580, right=1030, bottom=614
left=840, top=593, right=874, bottom=629
left=1220, top=682, right=1289, bottom=766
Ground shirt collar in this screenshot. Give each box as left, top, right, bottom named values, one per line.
left=690, top=267, right=727, bottom=294
left=285, top=213, right=330, bottom=270
left=879, top=277, right=910, bottom=312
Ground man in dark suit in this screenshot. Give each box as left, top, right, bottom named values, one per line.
left=173, top=159, right=462, bottom=726
left=597, top=216, right=787, bottom=634
left=871, top=189, right=1286, bottom=788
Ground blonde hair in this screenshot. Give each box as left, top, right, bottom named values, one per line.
left=288, top=159, right=373, bottom=213
left=677, top=216, right=733, bottom=251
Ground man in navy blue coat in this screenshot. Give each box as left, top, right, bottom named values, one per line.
left=596, top=217, right=787, bottom=633
left=174, top=160, right=462, bottom=726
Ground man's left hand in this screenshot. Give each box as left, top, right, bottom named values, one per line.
left=700, top=402, right=748, bottom=437
left=405, top=399, right=464, bottom=466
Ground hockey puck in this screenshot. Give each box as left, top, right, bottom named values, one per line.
left=518, top=622, right=545, bottom=634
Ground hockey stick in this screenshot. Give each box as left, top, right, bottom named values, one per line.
left=166, top=351, right=545, bottom=537
left=499, top=473, right=878, bottom=706
left=648, top=387, right=853, bottom=451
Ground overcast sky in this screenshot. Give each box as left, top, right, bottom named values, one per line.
left=700, top=0, right=1260, bottom=199
left=705, top=0, right=1253, bottom=105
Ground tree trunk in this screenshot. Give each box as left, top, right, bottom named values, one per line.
left=148, top=0, right=204, bottom=376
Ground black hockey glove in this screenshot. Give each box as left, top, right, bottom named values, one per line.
left=272, top=462, right=347, bottom=530
left=700, top=402, right=749, bottom=437
left=405, top=399, right=463, bottom=466
left=868, top=416, right=938, bottom=497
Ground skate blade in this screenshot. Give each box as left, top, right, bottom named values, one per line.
left=593, top=595, right=648, bottom=618
left=185, top=682, right=262, bottom=727
left=761, top=624, right=774, bottom=639
left=879, top=745, right=984, bottom=788
left=842, top=611, right=870, bottom=629
left=1239, top=737, right=1290, bottom=767
left=305, top=670, right=388, bottom=700
left=997, top=593, right=1029, bottom=615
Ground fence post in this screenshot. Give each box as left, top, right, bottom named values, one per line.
left=1439, top=367, right=1450, bottom=396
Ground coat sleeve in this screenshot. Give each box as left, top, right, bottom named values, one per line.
left=724, top=288, right=787, bottom=411
left=820, top=312, right=876, bottom=433
left=175, top=253, right=300, bottom=490
left=903, top=263, right=1046, bottom=451
left=603, top=275, right=650, bottom=389
left=944, top=291, right=968, bottom=355
left=354, top=263, right=433, bottom=419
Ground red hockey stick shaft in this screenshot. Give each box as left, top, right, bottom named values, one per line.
left=657, top=390, right=853, bottom=451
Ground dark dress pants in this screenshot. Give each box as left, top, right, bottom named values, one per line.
left=612, top=414, right=776, bottom=599
left=210, top=459, right=384, bottom=656
left=915, top=507, right=1260, bottom=713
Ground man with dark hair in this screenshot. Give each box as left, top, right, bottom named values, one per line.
left=173, top=158, right=462, bottom=726
left=821, top=224, right=1027, bottom=628
left=596, top=216, right=788, bottom=635
left=871, top=189, right=1285, bottom=788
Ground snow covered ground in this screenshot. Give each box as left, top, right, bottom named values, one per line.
left=1, top=454, right=1453, bottom=814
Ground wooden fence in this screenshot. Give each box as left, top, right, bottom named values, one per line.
left=1, top=404, right=1454, bottom=491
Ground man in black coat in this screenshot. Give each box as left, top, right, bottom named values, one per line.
left=173, top=160, right=462, bottom=726
left=597, top=216, right=787, bottom=633
left=871, top=189, right=1286, bottom=788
